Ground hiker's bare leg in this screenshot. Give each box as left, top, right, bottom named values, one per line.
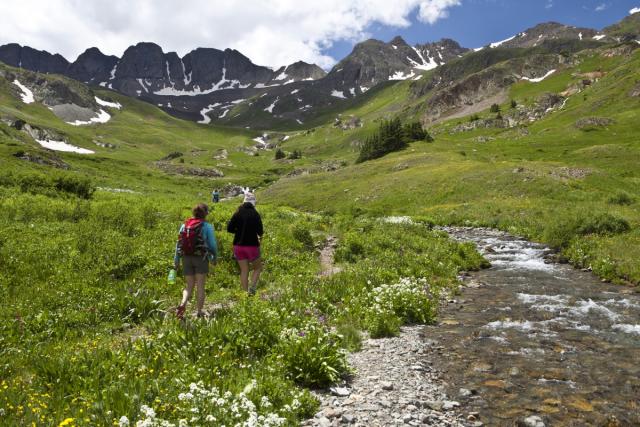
left=250, top=258, right=262, bottom=289
left=238, top=259, right=250, bottom=292
left=180, top=275, right=196, bottom=307
left=195, top=273, right=206, bottom=315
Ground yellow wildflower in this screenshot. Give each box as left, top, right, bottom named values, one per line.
left=59, top=418, right=74, bottom=426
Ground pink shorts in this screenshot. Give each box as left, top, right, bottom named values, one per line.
left=233, top=245, right=260, bottom=261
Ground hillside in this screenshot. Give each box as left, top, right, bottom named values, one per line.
left=261, top=42, right=640, bottom=285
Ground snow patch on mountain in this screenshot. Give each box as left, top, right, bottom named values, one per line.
left=13, top=80, right=34, bottom=104
left=331, top=90, right=346, bottom=99
left=389, top=70, right=415, bottom=80
left=137, top=78, right=148, bottom=93
left=521, top=69, right=556, bottom=83
left=198, top=103, right=222, bottom=124
left=274, top=71, right=288, bottom=81
left=67, top=109, right=111, bottom=126
left=410, top=47, right=438, bottom=71
left=593, top=34, right=606, bottom=40
left=95, top=96, right=121, bottom=109
left=490, top=35, right=516, bottom=48
left=630, top=7, right=640, bottom=14
left=255, top=83, right=281, bottom=88
left=264, top=97, right=279, bottom=113
left=37, top=139, right=95, bottom=154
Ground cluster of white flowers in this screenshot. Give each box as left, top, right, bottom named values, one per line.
left=366, top=277, right=431, bottom=317
left=122, top=381, right=288, bottom=427
left=380, top=216, right=415, bottom=225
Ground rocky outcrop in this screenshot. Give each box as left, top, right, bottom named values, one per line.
left=421, top=54, right=563, bottom=123
left=574, top=117, right=614, bottom=130
left=415, top=38, right=469, bottom=67
left=449, top=92, right=566, bottom=133
left=13, top=150, right=70, bottom=169
left=66, top=47, right=118, bottom=84
left=271, top=61, right=326, bottom=84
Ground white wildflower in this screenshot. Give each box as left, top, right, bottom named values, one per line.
left=118, top=416, right=130, bottom=427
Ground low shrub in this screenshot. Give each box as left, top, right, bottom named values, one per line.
left=608, top=191, right=635, bottom=206
left=543, top=212, right=630, bottom=248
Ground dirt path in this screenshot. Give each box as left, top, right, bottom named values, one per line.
left=305, top=237, right=470, bottom=426
left=319, top=235, right=342, bottom=277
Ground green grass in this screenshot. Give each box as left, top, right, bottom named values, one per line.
left=0, top=180, right=484, bottom=425
left=262, top=47, right=640, bottom=285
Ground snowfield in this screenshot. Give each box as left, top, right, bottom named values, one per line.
left=37, top=139, right=94, bottom=154
left=95, top=96, right=122, bottom=109
left=521, top=69, right=556, bottom=83
left=13, top=80, right=34, bottom=104
left=490, top=35, right=516, bottom=48
left=198, top=103, right=222, bottom=124
left=67, top=110, right=112, bottom=126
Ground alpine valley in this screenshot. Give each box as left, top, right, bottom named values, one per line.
left=1, top=8, right=640, bottom=427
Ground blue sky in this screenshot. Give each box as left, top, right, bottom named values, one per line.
left=326, top=0, right=640, bottom=59
left=1, top=1, right=639, bottom=69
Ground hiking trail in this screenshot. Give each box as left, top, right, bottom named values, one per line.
left=305, top=236, right=468, bottom=426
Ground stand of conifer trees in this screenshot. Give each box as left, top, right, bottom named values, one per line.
left=356, top=118, right=433, bottom=163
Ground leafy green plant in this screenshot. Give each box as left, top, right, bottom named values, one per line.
left=276, top=323, right=349, bottom=387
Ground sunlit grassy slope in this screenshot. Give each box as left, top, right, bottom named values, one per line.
left=262, top=46, right=640, bottom=284
left=0, top=72, right=301, bottom=195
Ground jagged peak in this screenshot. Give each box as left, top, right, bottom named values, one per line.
left=389, top=36, right=409, bottom=47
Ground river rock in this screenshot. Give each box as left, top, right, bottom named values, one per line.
left=303, top=326, right=465, bottom=426
left=522, top=415, right=545, bottom=427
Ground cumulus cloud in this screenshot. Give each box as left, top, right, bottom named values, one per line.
left=418, top=0, right=461, bottom=24
left=595, top=3, right=608, bottom=12
left=0, top=0, right=461, bottom=69
left=631, top=6, right=640, bottom=14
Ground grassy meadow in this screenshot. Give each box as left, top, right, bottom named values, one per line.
left=1, top=41, right=639, bottom=426
left=0, top=168, right=485, bottom=425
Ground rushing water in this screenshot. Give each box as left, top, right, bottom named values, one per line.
left=424, top=227, right=640, bottom=426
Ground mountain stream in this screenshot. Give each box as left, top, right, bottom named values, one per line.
left=423, top=227, right=640, bottom=426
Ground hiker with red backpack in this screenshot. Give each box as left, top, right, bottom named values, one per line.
left=174, top=203, right=218, bottom=319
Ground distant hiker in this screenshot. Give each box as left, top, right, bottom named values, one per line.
left=212, top=189, right=220, bottom=203
left=174, top=203, right=218, bottom=319
left=227, top=191, right=263, bottom=295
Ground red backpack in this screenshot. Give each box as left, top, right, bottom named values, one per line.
left=178, top=218, right=206, bottom=256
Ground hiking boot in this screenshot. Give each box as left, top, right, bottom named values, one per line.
left=176, top=305, right=186, bottom=320
left=248, top=286, right=257, bottom=296
left=196, top=311, right=206, bottom=319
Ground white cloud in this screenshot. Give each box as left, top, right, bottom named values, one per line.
left=417, top=0, right=461, bottom=24
left=545, top=0, right=553, bottom=9
left=595, top=3, right=608, bottom=12
left=631, top=6, right=640, bottom=14
left=0, top=0, right=461, bottom=70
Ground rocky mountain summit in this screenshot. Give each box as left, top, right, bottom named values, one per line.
left=0, top=36, right=468, bottom=126
left=1, top=13, right=637, bottom=128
